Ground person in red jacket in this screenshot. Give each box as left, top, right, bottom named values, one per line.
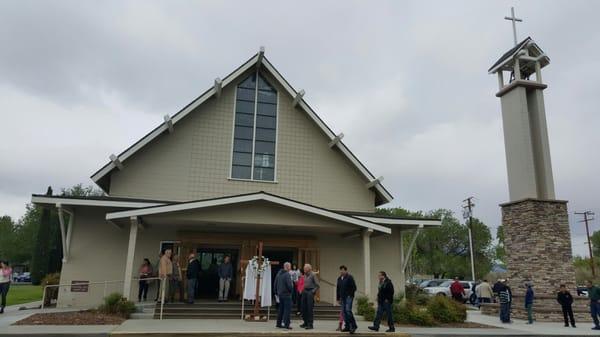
left=450, top=277, right=465, bottom=302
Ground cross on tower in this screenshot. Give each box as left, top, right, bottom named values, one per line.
left=504, top=7, right=523, bottom=46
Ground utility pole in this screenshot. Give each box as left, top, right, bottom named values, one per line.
left=463, top=197, right=476, bottom=281
left=575, top=211, right=596, bottom=277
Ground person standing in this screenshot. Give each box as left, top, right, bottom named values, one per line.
left=296, top=269, right=305, bottom=317
left=170, top=255, right=183, bottom=302
left=274, top=262, right=294, bottom=330
left=586, top=280, right=600, bottom=330
left=524, top=283, right=534, bottom=324
left=158, top=249, right=173, bottom=303
left=138, top=258, right=153, bottom=302
left=186, top=253, right=200, bottom=304
left=450, top=277, right=465, bottom=302
left=368, top=271, right=395, bottom=333
left=498, top=280, right=511, bottom=323
left=153, top=252, right=164, bottom=302
left=476, top=279, right=493, bottom=304
left=556, top=284, right=576, bottom=328
left=0, top=261, right=12, bottom=314
left=218, top=256, right=233, bottom=302
left=300, top=264, right=319, bottom=330
left=289, top=264, right=300, bottom=312
left=336, top=265, right=357, bottom=334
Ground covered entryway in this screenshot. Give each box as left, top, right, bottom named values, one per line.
left=105, top=192, right=391, bottom=303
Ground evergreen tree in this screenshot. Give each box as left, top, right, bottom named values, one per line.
left=30, top=186, right=53, bottom=285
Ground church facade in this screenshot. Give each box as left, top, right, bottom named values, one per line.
left=32, top=50, right=440, bottom=308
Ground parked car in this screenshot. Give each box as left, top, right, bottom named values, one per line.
left=577, top=286, right=589, bottom=297
left=418, top=279, right=450, bottom=289
left=423, top=280, right=476, bottom=304
left=15, top=272, right=31, bottom=283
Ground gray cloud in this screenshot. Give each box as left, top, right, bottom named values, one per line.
left=1, top=0, right=599, bottom=256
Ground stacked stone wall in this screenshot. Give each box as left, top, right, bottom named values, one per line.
left=482, top=198, right=591, bottom=322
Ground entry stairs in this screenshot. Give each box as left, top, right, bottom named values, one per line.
left=152, top=300, right=341, bottom=320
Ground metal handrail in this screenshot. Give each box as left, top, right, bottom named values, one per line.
left=40, top=276, right=165, bottom=311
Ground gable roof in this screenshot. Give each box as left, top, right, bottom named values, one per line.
left=488, top=37, right=550, bottom=74
left=91, top=51, right=393, bottom=205
left=104, top=191, right=392, bottom=234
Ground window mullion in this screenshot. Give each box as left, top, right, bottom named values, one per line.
left=250, top=70, right=259, bottom=180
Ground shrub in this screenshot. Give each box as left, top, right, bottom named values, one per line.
left=414, top=293, right=430, bottom=306
left=362, top=304, right=376, bottom=321
left=407, top=307, right=436, bottom=326
left=98, top=293, right=137, bottom=318
left=356, top=296, right=370, bottom=315
left=41, top=273, right=61, bottom=306
left=426, top=295, right=467, bottom=323
left=393, top=300, right=436, bottom=326
left=404, top=283, right=422, bottom=300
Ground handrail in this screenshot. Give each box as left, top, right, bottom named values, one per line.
left=40, top=276, right=164, bottom=311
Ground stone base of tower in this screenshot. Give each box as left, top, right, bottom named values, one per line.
left=481, top=198, right=592, bottom=322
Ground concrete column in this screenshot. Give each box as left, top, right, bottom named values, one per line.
left=398, top=230, right=406, bottom=297
left=362, top=229, right=373, bottom=297
left=123, top=217, right=139, bottom=299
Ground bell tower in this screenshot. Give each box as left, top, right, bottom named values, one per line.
left=483, top=8, right=584, bottom=322
left=488, top=36, right=554, bottom=201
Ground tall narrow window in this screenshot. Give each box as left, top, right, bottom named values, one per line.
left=231, top=72, right=277, bottom=181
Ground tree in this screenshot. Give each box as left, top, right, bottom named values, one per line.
left=30, top=186, right=55, bottom=285
left=377, top=207, right=495, bottom=280
left=495, top=225, right=506, bottom=264
left=591, top=230, right=600, bottom=260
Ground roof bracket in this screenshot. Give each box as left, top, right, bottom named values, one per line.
left=163, top=115, right=174, bottom=133
left=109, top=154, right=124, bottom=170
left=328, top=133, right=344, bottom=148
left=214, top=78, right=222, bottom=98
left=256, top=46, right=265, bottom=69
left=366, top=176, right=384, bottom=189
left=292, top=89, right=305, bottom=108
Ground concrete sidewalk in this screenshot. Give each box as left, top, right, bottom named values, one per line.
left=0, top=305, right=599, bottom=336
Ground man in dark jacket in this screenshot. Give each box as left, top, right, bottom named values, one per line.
left=586, top=280, right=600, bottom=330
left=274, top=262, right=294, bottom=329
left=557, top=284, right=576, bottom=327
left=186, top=253, right=200, bottom=304
left=336, top=265, right=357, bottom=334
left=368, top=271, right=395, bottom=333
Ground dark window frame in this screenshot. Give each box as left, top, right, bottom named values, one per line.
left=230, top=71, right=278, bottom=181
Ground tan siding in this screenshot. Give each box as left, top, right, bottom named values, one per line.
left=109, top=69, right=375, bottom=212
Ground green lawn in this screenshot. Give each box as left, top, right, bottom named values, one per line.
left=6, top=284, right=43, bottom=306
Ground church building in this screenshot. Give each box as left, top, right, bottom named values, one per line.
left=31, top=49, right=440, bottom=309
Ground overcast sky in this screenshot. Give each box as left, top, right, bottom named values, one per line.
left=1, top=0, right=598, bottom=256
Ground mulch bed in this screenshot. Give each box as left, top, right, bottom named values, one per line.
left=13, top=310, right=126, bottom=325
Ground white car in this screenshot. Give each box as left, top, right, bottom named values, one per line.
left=423, top=280, right=476, bottom=304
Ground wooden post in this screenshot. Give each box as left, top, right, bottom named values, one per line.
left=252, top=241, right=263, bottom=317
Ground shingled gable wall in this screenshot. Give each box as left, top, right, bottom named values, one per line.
left=107, top=67, right=377, bottom=212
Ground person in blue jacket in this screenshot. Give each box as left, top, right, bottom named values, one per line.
left=525, top=282, right=534, bottom=324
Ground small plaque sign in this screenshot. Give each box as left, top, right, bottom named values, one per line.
left=71, top=280, right=89, bottom=293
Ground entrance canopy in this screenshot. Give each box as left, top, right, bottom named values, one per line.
left=105, top=192, right=392, bottom=235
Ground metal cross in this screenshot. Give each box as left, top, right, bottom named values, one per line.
left=504, top=7, right=523, bottom=46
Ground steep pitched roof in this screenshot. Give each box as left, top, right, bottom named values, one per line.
left=91, top=51, right=393, bottom=205
left=488, top=37, right=550, bottom=74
